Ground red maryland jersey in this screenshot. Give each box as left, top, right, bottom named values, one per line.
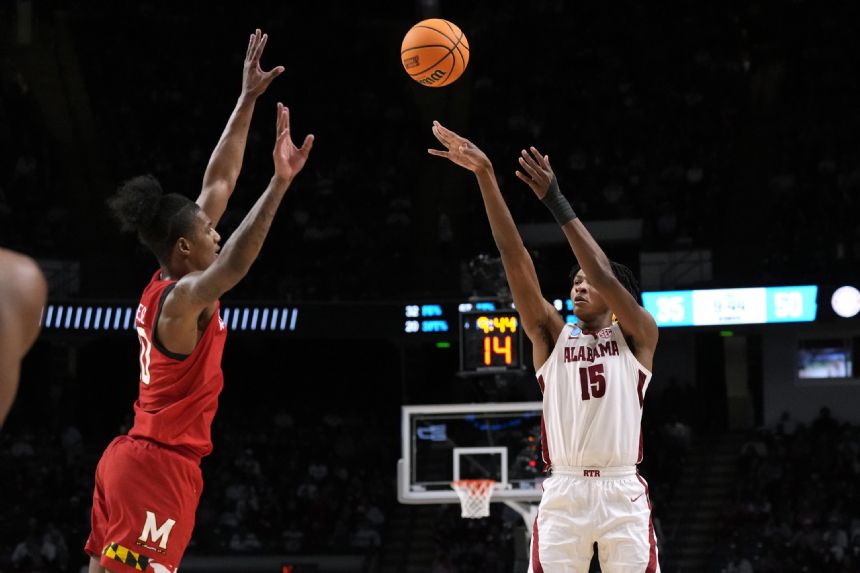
left=127, top=269, right=227, bottom=462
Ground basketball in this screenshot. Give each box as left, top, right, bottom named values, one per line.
left=401, top=19, right=469, bottom=87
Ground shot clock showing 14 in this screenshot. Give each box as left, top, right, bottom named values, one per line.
left=459, top=310, right=524, bottom=375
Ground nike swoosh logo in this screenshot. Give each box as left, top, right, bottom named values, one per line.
left=630, top=493, right=645, bottom=503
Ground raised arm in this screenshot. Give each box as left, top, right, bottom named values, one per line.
left=428, top=122, right=564, bottom=368
left=516, top=147, right=658, bottom=361
left=197, top=29, right=285, bottom=228
left=160, top=104, right=313, bottom=353
left=0, top=249, right=47, bottom=427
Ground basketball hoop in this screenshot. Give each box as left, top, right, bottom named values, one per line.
left=451, top=479, right=495, bottom=518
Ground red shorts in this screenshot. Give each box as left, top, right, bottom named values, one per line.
left=85, top=436, right=203, bottom=573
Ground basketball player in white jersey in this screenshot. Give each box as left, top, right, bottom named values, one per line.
left=430, top=122, right=660, bottom=572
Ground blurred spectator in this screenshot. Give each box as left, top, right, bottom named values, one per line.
left=712, top=411, right=860, bottom=572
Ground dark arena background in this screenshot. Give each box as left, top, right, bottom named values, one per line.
left=2, top=1, right=860, bottom=572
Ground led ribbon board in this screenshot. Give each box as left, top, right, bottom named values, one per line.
left=642, top=286, right=818, bottom=327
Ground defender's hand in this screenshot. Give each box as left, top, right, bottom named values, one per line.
left=428, top=121, right=492, bottom=174
left=273, top=103, right=314, bottom=183
left=242, top=29, right=284, bottom=99
left=515, top=146, right=556, bottom=200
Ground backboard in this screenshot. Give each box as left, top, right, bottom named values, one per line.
left=398, top=402, right=545, bottom=504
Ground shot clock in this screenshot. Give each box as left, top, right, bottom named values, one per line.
left=459, top=310, right=524, bottom=375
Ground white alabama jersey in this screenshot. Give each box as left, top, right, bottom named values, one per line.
left=535, top=322, right=652, bottom=468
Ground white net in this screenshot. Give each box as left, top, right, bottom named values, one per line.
left=451, top=479, right=496, bottom=518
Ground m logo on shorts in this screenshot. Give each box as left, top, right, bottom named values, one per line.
left=138, top=511, right=176, bottom=553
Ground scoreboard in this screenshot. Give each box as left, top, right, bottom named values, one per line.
left=40, top=284, right=851, bottom=344
left=641, top=285, right=818, bottom=327
left=459, top=310, right=524, bottom=375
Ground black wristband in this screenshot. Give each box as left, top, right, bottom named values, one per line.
left=541, top=177, right=577, bottom=225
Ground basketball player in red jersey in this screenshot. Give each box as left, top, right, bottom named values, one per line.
left=430, top=122, right=660, bottom=572
left=0, top=248, right=47, bottom=428
left=85, top=30, right=314, bottom=573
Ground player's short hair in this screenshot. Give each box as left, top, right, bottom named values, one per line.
left=107, top=174, right=200, bottom=264
left=569, top=262, right=641, bottom=303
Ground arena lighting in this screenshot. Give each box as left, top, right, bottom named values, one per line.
left=553, top=298, right=578, bottom=325
left=831, top=286, right=860, bottom=318
left=40, top=304, right=298, bottom=332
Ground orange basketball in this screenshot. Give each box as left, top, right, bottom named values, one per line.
left=401, top=19, right=469, bottom=88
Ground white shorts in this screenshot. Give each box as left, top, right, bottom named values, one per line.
left=528, top=466, right=660, bottom=573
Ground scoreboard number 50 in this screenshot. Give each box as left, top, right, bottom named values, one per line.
left=774, top=291, right=804, bottom=318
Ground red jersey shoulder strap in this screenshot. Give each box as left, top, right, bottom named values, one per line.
left=151, top=282, right=191, bottom=361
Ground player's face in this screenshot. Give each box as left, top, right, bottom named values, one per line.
left=570, top=270, right=610, bottom=320
left=190, top=211, right=221, bottom=270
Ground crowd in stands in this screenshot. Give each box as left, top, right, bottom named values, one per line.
left=3, top=1, right=860, bottom=572
left=430, top=505, right=517, bottom=573
left=0, top=409, right=396, bottom=572
left=4, top=0, right=857, bottom=302
left=0, top=425, right=91, bottom=572
left=194, top=411, right=394, bottom=558
left=0, top=50, right=67, bottom=259
left=712, top=409, right=860, bottom=572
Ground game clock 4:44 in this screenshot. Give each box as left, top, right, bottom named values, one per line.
left=459, top=310, right=525, bottom=375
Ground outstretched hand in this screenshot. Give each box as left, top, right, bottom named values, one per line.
left=515, top=146, right=556, bottom=200
left=427, top=121, right=492, bottom=174
left=273, top=102, right=314, bottom=182
left=242, top=29, right=284, bottom=99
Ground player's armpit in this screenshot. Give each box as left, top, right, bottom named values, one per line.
left=599, top=279, right=658, bottom=353
left=528, top=300, right=565, bottom=370
left=616, top=305, right=659, bottom=369
left=155, top=277, right=221, bottom=356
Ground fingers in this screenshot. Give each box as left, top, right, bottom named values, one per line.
left=431, top=120, right=468, bottom=151
left=276, top=102, right=285, bottom=136
left=427, top=149, right=449, bottom=158
left=300, top=134, right=315, bottom=155
left=520, top=148, right=543, bottom=171
left=519, top=147, right=554, bottom=182
left=518, top=153, right=543, bottom=181
left=246, top=33, right=255, bottom=60
left=276, top=116, right=290, bottom=144
left=432, top=120, right=459, bottom=141
left=247, top=29, right=265, bottom=64
left=515, top=170, right=541, bottom=194
left=431, top=125, right=450, bottom=149
left=528, top=146, right=549, bottom=170
left=515, top=170, right=535, bottom=186
left=254, top=32, right=268, bottom=63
